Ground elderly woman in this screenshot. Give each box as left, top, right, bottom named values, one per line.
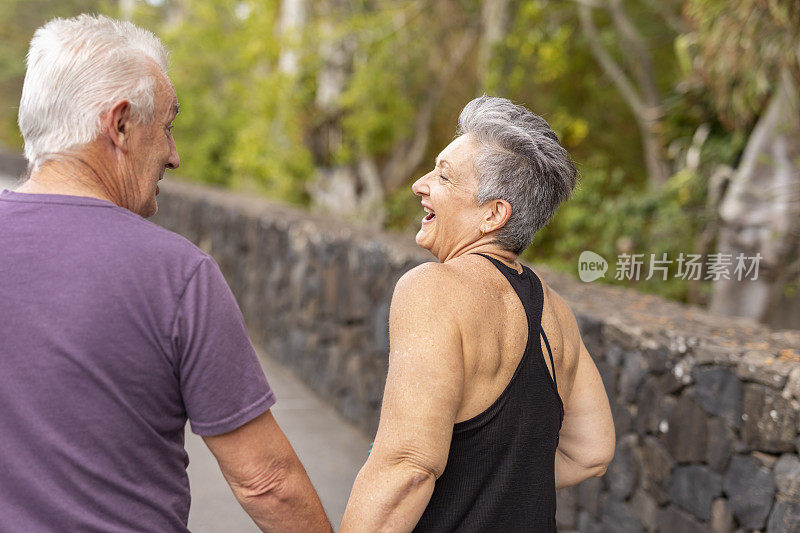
left=340, top=96, right=615, bottom=532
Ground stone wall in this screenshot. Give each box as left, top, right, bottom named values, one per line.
left=153, top=179, right=800, bottom=533
left=0, top=146, right=26, bottom=180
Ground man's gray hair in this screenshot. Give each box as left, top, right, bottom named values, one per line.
left=18, top=14, right=168, bottom=171
left=458, top=95, right=578, bottom=255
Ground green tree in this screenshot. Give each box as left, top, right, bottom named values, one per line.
left=683, top=0, right=800, bottom=327
left=0, top=0, right=111, bottom=149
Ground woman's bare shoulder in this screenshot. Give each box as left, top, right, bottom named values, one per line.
left=392, top=261, right=466, bottom=314
left=396, top=257, right=487, bottom=292
left=392, top=257, right=500, bottom=322
left=395, top=261, right=460, bottom=292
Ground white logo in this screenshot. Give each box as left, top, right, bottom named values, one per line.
left=578, top=251, right=608, bottom=282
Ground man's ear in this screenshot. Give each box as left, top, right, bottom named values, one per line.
left=481, top=199, right=512, bottom=234
left=101, top=100, right=132, bottom=152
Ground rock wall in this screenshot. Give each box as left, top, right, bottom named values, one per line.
left=0, top=146, right=26, bottom=180
left=153, top=179, right=800, bottom=533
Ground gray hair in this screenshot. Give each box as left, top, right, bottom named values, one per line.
left=18, top=14, right=168, bottom=171
left=457, top=95, right=578, bottom=254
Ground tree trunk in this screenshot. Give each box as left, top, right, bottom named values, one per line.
left=163, top=0, right=186, bottom=28
left=308, top=158, right=385, bottom=227
left=309, top=10, right=477, bottom=225
left=637, top=116, right=671, bottom=186
left=577, top=1, right=671, bottom=186
left=278, top=0, right=308, bottom=76
left=119, top=0, right=135, bottom=21
left=710, top=71, right=800, bottom=328
left=478, top=0, right=510, bottom=89
left=307, top=1, right=385, bottom=227
left=380, top=28, right=478, bottom=192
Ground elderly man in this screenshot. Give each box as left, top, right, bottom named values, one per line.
left=0, top=15, right=330, bottom=532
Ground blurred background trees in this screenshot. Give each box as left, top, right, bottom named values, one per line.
left=0, top=0, right=797, bottom=328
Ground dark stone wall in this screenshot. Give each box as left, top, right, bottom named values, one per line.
left=153, top=179, right=800, bottom=533
left=0, top=146, right=26, bottom=179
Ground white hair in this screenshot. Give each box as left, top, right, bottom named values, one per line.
left=18, top=14, right=168, bottom=171
left=458, top=95, right=578, bottom=254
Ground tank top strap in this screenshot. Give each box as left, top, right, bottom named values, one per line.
left=540, top=325, right=558, bottom=392
left=471, top=253, right=543, bottom=333
left=472, top=253, right=561, bottom=400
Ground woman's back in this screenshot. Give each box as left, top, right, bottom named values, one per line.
left=414, top=253, right=574, bottom=532
left=440, top=254, right=579, bottom=425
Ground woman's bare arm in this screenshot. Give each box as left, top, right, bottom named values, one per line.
left=340, top=264, right=464, bottom=532
left=549, top=292, right=615, bottom=489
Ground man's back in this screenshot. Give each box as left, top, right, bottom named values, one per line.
left=0, top=190, right=274, bottom=531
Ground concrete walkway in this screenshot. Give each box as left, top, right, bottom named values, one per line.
left=1, top=175, right=373, bottom=532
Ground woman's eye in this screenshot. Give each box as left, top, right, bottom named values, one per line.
left=439, top=174, right=449, bottom=182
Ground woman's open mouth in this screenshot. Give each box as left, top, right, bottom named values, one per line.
left=422, top=207, right=436, bottom=224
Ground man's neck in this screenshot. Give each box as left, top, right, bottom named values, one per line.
left=16, top=155, right=116, bottom=204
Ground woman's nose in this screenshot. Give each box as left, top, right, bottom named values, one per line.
left=412, top=173, right=430, bottom=197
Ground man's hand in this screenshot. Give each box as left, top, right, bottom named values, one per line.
left=340, top=263, right=464, bottom=532
left=203, top=410, right=332, bottom=532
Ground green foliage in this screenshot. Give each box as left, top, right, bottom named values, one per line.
left=526, top=155, right=710, bottom=301
left=335, top=1, right=478, bottom=165
left=227, top=71, right=315, bottom=203
left=336, top=5, right=420, bottom=161
left=340, top=51, right=415, bottom=161
left=147, top=0, right=315, bottom=201
left=0, top=0, right=788, bottom=306
left=148, top=0, right=480, bottom=202
left=684, top=0, right=800, bottom=129
left=385, top=182, right=424, bottom=232
left=0, top=0, right=112, bottom=149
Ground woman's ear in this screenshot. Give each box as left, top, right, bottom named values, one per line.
left=482, top=199, right=512, bottom=234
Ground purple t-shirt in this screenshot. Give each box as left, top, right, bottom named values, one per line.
left=0, top=190, right=275, bottom=531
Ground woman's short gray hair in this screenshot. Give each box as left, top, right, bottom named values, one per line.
left=457, top=95, right=578, bottom=254
left=18, top=14, right=168, bottom=171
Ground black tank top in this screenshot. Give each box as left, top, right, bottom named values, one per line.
left=414, top=253, right=564, bottom=532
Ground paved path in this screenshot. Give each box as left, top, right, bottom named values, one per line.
left=1, top=174, right=372, bottom=531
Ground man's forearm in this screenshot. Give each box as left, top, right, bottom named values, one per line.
left=230, top=461, right=332, bottom=533
left=340, top=458, right=437, bottom=532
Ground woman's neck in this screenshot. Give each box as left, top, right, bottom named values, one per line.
left=442, top=241, right=521, bottom=270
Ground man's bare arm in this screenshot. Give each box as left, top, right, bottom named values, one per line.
left=202, top=410, right=331, bottom=532
left=340, top=264, right=464, bottom=532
